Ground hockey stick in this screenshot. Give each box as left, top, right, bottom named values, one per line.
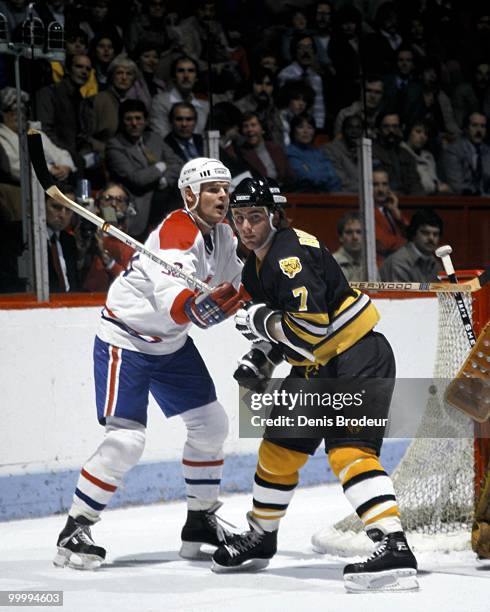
left=349, top=269, right=489, bottom=294
left=27, top=130, right=211, bottom=293
left=436, top=245, right=477, bottom=346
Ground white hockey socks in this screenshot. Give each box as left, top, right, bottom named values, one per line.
left=180, top=401, right=228, bottom=511
left=70, top=418, right=145, bottom=522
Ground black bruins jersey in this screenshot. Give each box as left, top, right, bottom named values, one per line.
left=241, top=226, right=380, bottom=366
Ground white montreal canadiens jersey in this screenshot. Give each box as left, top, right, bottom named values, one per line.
left=97, top=209, right=243, bottom=355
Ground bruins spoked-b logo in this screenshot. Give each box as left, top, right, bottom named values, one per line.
left=279, top=256, right=302, bottom=278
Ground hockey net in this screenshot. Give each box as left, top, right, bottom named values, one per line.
left=312, top=272, right=490, bottom=555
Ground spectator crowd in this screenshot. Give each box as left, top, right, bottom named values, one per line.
left=0, top=0, right=489, bottom=292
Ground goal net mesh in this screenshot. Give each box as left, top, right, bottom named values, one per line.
left=312, top=292, right=478, bottom=554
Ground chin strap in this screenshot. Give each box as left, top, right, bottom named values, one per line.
left=254, top=211, right=277, bottom=251
left=184, top=190, right=216, bottom=232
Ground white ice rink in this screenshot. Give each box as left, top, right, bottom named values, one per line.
left=1, top=484, right=489, bottom=612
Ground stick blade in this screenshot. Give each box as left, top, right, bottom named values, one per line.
left=27, top=130, right=55, bottom=191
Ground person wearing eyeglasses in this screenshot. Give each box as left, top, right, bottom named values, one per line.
left=164, top=102, right=204, bottom=162
left=77, top=182, right=136, bottom=292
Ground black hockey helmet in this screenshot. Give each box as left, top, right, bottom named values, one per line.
left=230, top=177, right=285, bottom=210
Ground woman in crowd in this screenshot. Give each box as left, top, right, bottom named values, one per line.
left=286, top=113, right=341, bottom=192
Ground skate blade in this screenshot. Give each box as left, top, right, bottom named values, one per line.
left=211, top=558, right=270, bottom=573
left=53, top=548, right=103, bottom=571
left=344, top=568, right=419, bottom=593
left=179, top=541, right=214, bottom=560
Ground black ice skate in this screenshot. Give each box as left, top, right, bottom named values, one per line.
left=180, top=501, right=235, bottom=560
left=211, top=512, right=277, bottom=573
left=53, top=515, right=106, bottom=570
left=343, top=530, right=418, bottom=592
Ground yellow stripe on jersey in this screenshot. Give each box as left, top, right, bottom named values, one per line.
left=284, top=290, right=380, bottom=366
left=283, top=313, right=326, bottom=345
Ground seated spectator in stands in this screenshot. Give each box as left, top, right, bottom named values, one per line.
left=363, top=2, right=403, bottom=74
left=50, top=28, right=99, bottom=98
left=177, top=1, right=239, bottom=96
left=311, top=1, right=334, bottom=76
left=126, top=0, right=174, bottom=54
left=403, top=58, right=460, bottom=153
left=150, top=56, right=209, bottom=137
left=280, top=8, right=310, bottom=64
left=451, top=62, right=490, bottom=130
left=372, top=167, right=408, bottom=264
left=286, top=114, right=340, bottom=192
left=0, top=179, right=24, bottom=292
left=164, top=102, right=204, bottom=163
left=235, top=68, right=283, bottom=145
left=0, top=87, right=76, bottom=184
left=380, top=209, right=443, bottom=282
left=383, top=47, right=418, bottom=119
left=256, top=50, right=280, bottom=77
left=334, top=75, right=386, bottom=139
left=79, top=0, right=123, bottom=49
left=210, top=102, right=251, bottom=184
left=37, top=53, right=96, bottom=172
left=88, top=32, right=121, bottom=91
left=324, top=113, right=362, bottom=193
left=91, top=57, right=139, bottom=154
left=45, top=185, right=80, bottom=293
left=401, top=120, right=451, bottom=195
left=332, top=211, right=365, bottom=281
left=232, top=111, right=294, bottom=189
left=128, top=41, right=166, bottom=112
left=373, top=112, right=423, bottom=195
left=277, top=79, right=315, bottom=146
left=34, top=0, right=71, bottom=28
left=77, top=182, right=135, bottom=292
left=327, top=4, right=364, bottom=110
left=106, top=99, right=182, bottom=239
left=442, top=112, right=490, bottom=195
left=277, top=33, right=325, bottom=130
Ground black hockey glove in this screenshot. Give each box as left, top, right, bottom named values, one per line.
left=185, top=282, right=244, bottom=329
left=234, top=302, right=278, bottom=343
left=233, top=342, right=284, bottom=392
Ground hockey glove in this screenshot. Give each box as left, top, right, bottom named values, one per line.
left=234, top=302, right=278, bottom=343
left=184, top=282, right=244, bottom=329
left=234, top=342, right=284, bottom=392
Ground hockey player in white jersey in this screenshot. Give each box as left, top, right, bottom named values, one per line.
left=54, top=158, right=245, bottom=570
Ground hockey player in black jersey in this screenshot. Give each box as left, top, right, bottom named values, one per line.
left=211, top=177, right=418, bottom=592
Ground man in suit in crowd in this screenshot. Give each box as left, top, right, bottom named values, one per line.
left=106, top=99, right=182, bottom=239
left=45, top=186, right=80, bottom=292
left=164, top=102, right=204, bottom=163
left=442, top=112, right=490, bottom=195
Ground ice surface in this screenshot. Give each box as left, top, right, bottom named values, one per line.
left=1, top=485, right=488, bottom=612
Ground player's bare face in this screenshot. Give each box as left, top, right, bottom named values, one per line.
left=232, top=207, right=271, bottom=252
left=197, top=181, right=230, bottom=225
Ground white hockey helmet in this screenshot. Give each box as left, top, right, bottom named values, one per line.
left=178, top=157, right=231, bottom=196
